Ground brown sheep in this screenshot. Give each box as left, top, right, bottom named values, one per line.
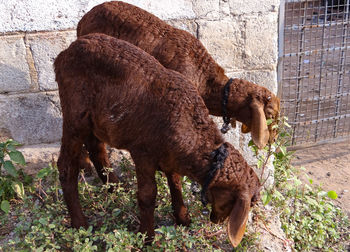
left=77, top=1, right=280, bottom=149
left=54, top=33, right=261, bottom=247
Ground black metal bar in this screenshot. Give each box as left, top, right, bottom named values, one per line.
left=292, top=10, right=307, bottom=145
left=333, top=0, right=349, bottom=137
left=290, top=113, right=350, bottom=125
left=315, top=0, right=329, bottom=142
left=282, top=45, right=350, bottom=58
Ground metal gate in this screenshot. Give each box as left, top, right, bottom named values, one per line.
left=279, top=0, right=350, bottom=145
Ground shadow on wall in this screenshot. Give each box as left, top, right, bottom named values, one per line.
left=0, top=92, right=62, bottom=145
left=0, top=63, right=31, bottom=93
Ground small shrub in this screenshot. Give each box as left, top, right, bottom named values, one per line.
left=252, top=117, right=350, bottom=251
left=0, top=160, right=260, bottom=251
left=2, top=117, right=348, bottom=250
left=0, top=139, right=29, bottom=214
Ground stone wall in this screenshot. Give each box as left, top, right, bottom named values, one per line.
left=0, top=0, right=280, bottom=169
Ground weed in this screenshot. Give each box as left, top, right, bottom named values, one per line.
left=252, top=117, right=350, bottom=251
left=2, top=118, right=349, bottom=251
left=0, top=139, right=29, bottom=214
left=0, top=160, right=259, bottom=251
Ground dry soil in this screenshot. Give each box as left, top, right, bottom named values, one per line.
left=292, top=139, right=350, bottom=217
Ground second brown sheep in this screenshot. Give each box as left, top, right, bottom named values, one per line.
left=54, top=33, right=261, bottom=247
left=77, top=1, right=281, bottom=149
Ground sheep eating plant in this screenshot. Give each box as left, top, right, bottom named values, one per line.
left=54, top=34, right=261, bottom=247
left=77, top=1, right=280, bottom=149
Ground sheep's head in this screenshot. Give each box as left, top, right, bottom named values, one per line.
left=204, top=143, right=261, bottom=247
left=237, top=89, right=280, bottom=149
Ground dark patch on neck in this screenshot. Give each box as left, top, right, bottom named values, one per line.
left=201, top=143, right=229, bottom=206
left=221, top=78, right=233, bottom=134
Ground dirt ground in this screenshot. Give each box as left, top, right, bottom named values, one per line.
left=291, top=139, right=350, bottom=217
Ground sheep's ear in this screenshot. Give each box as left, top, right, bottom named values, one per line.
left=250, top=100, right=269, bottom=149
left=230, top=118, right=237, bottom=128
left=227, top=195, right=250, bottom=248
left=241, top=123, right=250, bottom=133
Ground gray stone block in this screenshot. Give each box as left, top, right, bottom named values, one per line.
left=197, top=19, right=245, bottom=71
left=228, top=70, right=278, bottom=94
left=0, top=35, right=32, bottom=93
left=18, top=143, right=60, bottom=175
left=0, top=92, right=62, bottom=145
left=124, top=0, right=195, bottom=20
left=243, top=13, right=279, bottom=70
left=228, top=0, right=279, bottom=15
left=192, top=0, right=221, bottom=19
left=198, top=13, right=278, bottom=71
left=166, top=19, right=198, bottom=37
left=27, top=31, right=76, bottom=91
left=0, top=0, right=195, bottom=33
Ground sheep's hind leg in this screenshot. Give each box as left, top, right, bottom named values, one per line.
left=165, top=172, right=191, bottom=226
left=85, top=133, right=119, bottom=191
left=58, top=135, right=88, bottom=229
left=132, top=154, right=157, bottom=244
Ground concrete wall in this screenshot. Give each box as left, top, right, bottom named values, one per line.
left=0, top=0, right=280, bottom=169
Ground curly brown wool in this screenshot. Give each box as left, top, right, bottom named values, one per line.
left=54, top=34, right=260, bottom=247
left=77, top=1, right=280, bottom=146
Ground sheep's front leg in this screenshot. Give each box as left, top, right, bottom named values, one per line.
left=85, top=134, right=119, bottom=190
left=133, top=156, right=157, bottom=243
left=58, top=139, right=88, bottom=229
left=165, top=172, right=190, bottom=226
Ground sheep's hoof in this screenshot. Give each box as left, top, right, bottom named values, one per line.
left=175, top=208, right=191, bottom=226
left=176, top=217, right=191, bottom=227
left=144, top=237, right=154, bottom=246
left=71, top=218, right=89, bottom=230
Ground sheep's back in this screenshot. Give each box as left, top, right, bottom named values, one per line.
left=77, top=1, right=222, bottom=89
left=55, top=34, right=220, bottom=153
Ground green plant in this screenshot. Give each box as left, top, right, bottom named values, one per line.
left=0, top=139, right=29, bottom=214
left=251, top=117, right=350, bottom=251
left=3, top=116, right=348, bottom=251
left=0, top=158, right=261, bottom=251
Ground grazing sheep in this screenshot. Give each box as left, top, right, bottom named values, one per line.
left=54, top=33, right=261, bottom=247
left=77, top=1, right=280, bottom=149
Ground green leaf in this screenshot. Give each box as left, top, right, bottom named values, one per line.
left=1, top=200, right=10, bottom=214
left=7, top=139, right=21, bottom=146
left=279, top=146, right=287, bottom=156
left=12, top=182, right=25, bottom=199
left=36, top=167, right=51, bottom=179
left=318, top=191, right=328, bottom=197
left=284, top=121, right=291, bottom=128
left=39, top=218, right=48, bottom=225
left=9, top=151, right=25, bottom=165
left=248, top=140, right=255, bottom=147
left=273, top=190, right=284, bottom=200
left=262, top=191, right=272, bottom=205
left=7, top=144, right=17, bottom=152
left=4, top=161, right=18, bottom=177
left=327, top=190, right=338, bottom=200
left=266, top=119, right=273, bottom=126
left=305, top=196, right=318, bottom=206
